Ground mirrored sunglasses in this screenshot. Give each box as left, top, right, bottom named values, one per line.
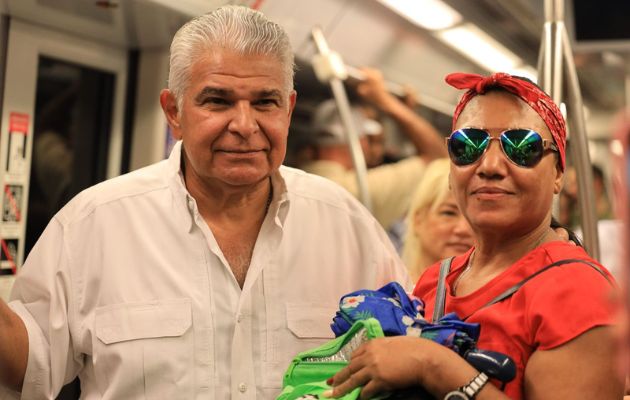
left=446, top=128, right=559, bottom=168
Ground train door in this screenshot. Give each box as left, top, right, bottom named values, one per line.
left=0, top=19, right=127, bottom=300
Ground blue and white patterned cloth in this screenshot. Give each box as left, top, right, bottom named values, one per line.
left=330, top=281, right=480, bottom=356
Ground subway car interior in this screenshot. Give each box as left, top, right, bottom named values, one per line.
left=0, top=0, right=628, bottom=398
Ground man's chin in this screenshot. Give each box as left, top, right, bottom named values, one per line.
left=215, top=169, right=273, bottom=188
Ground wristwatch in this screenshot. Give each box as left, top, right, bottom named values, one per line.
left=443, top=372, right=489, bottom=400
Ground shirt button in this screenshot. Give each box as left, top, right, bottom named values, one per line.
left=238, top=383, right=247, bottom=393
left=236, top=313, right=242, bottom=323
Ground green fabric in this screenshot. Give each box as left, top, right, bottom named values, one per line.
left=277, top=318, right=384, bottom=400
left=277, top=380, right=361, bottom=400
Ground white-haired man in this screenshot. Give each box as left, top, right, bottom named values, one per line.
left=0, top=5, right=408, bottom=399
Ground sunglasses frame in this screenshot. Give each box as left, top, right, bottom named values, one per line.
left=446, top=128, right=559, bottom=168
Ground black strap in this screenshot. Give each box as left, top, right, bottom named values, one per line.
left=433, top=257, right=612, bottom=322
left=477, top=258, right=612, bottom=311
left=432, top=257, right=454, bottom=322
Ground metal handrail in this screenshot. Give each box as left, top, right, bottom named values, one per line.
left=538, top=0, right=600, bottom=260
left=344, top=65, right=455, bottom=116
left=311, top=27, right=372, bottom=210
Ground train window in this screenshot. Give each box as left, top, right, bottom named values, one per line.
left=25, top=56, right=115, bottom=256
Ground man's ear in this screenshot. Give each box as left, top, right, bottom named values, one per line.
left=160, top=89, right=182, bottom=140
left=287, top=90, right=297, bottom=119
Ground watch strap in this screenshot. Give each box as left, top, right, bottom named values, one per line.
left=444, top=372, right=489, bottom=400
left=461, top=372, right=489, bottom=399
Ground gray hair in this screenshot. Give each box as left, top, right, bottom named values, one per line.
left=168, top=5, right=295, bottom=109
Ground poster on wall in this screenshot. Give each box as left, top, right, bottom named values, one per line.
left=0, top=111, right=31, bottom=279
left=6, top=112, right=29, bottom=175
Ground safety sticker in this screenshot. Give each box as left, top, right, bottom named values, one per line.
left=2, top=184, right=23, bottom=222
left=6, top=112, right=29, bottom=174
left=0, top=238, right=17, bottom=275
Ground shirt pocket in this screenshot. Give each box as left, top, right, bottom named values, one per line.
left=94, top=298, right=194, bottom=399
left=262, top=302, right=336, bottom=391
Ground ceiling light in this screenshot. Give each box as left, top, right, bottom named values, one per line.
left=378, top=0, right=462, bottom=31
left=436, top=23, right=522, bottom=72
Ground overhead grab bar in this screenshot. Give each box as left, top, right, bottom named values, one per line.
left=344, top=65, right=456, bottom=116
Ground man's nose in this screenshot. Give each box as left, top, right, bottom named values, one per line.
left=228, top=102, right=259, bottom=136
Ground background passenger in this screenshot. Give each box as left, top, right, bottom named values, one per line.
left=402, top=158, right=474, bottom=281
left=561, top=164, right=623, bottom=278
left=300, top=68, right=446, bottom=232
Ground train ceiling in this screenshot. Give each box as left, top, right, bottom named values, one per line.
left=1, top=0, right=628, bottom=139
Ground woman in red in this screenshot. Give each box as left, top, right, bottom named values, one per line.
left=327, top=73, right=622, bottom=399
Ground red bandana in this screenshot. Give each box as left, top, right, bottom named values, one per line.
left=445, top=72, right=567, bottom=171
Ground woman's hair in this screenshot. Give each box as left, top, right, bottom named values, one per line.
left=402, top=158, right=452, bottom=278
left=168, top=5, right=295, bottom=110
left=550, top=216, right=583, bottom=247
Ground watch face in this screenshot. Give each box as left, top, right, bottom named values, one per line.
left=444, top=391, right=469, bottom=400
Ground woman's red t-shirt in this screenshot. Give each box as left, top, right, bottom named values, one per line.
left=413, top=241, right=616, bottom=399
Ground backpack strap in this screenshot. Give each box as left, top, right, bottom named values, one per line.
left=463, top=258, right=612, bottom=320
left=432, top=257, right=454, bottom=322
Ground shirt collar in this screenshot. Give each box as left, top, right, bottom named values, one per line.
left=269, top=167, right=290, bottom=229
left=165, top=141, right=195, bottom=232
left=166, top=140, right=292, bottom=232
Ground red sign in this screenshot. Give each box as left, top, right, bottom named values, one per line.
left=9, top=112, right=29, bottom=134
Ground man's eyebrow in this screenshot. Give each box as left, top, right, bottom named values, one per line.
left=195, top=87, right=232, bottom=102
left=256, top=89, right=283, bottom=98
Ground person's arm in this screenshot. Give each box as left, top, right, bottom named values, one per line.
left=327, top=336, right=509, bottom=399
left=356, top=68, right=447, bottom=162
left=0, top=300, right=28, bottom=390
left=524, top=326, right=623, bottom=399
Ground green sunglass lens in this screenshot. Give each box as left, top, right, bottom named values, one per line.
left=501, top=129, right=543, bottom=167
left=449, top=129, right=489, bottom=165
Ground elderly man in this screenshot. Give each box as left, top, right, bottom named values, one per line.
left=0, top=6, right=408, bottom=399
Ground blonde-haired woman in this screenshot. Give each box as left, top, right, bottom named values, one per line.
left=402, top=158, right=474, bottom=281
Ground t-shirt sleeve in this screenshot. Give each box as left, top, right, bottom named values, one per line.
left=412, top=263, right=439, bottom=297
left=526, top=261, right=616, bottom=351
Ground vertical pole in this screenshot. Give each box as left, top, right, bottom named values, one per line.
left=311, top=28, right=372, bottom=210
left=539, top=0, right=599, bottom=259
left=329, top=79, right=372, bottom=210
left=541, top=0, right=564, bottom=218
left=537, top=23, right=549, bottom=89
left=542, top=0, right=564, bottom=105
left=562, top=27, right=600, bottom=260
